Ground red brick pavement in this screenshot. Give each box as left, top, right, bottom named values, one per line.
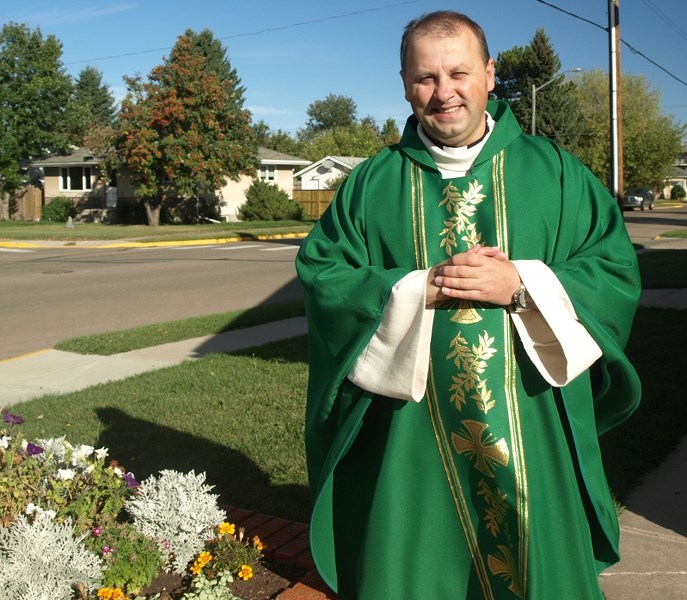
left=223, top=505, right=341, bottom=600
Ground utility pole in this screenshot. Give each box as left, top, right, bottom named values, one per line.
left=609, top=0, right=624, bottom=202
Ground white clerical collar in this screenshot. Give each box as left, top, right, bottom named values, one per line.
left=417, top=112, right=496, bottom=179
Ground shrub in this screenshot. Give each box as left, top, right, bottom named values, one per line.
left=671, top=184, right=686, bottom=200
left=42, top=196, right=76, bottom=223
left=125, top=470, right=226, bottom=574
left=238, top=180, right=303, bottom=221
left=0, top=513, right=104, bottom=600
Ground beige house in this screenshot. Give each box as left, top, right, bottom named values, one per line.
left=216, top=148, right=310, bottom=220
left=30, top=147, right=310, bottom=222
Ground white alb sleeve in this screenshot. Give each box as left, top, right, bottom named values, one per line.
left=509, top=260, right=602, bottom=387
left=347, top=270, right=435, bottom=402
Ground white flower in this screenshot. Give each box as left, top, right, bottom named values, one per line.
left=57, top=468, right=76, bottom=480
left=113, top=466, right=124, bottom=477
left=0, top=435, right=10, bottom=449
left=95, top=447, right=109, bottom=460
left=71, top=444, right=94, bottom=467
left=24, top=503, right=56, bottom=520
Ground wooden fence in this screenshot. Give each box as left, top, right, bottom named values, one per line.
left=292, top=189, right=335, bottom=219
left=0, top=185, right=42, bottom=221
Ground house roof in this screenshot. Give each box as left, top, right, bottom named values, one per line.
left=293, top=155, right=367, bottom=178
left=30, top=146, right=309, bottom=169
left=258, top=147, right=310, bottom=166
left=30, top=147, right=100, bottom=167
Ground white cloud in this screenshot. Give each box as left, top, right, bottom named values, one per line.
left=21, top=4, right=134, bottom=28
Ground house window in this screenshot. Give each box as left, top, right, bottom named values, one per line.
left=259, top=166, right=276, bottom=182
left=60, top=166, right=93, bottom=191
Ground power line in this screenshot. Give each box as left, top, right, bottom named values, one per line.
left=534, top=0, right=686, bottom=87
left=640, top=0, right=687, bottom=43
left=64, top=1, right=418, bottom=66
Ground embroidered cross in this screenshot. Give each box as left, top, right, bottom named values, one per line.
left=451, top=419, right=509, bottom=477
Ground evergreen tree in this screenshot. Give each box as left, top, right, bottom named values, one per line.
left=183, top=28, right=247, bottom=113
left=117, top=31, right=257, bottom=226
left=0, top=22, right=77, bottom=195
left=494, top=29, right=580, bottom=149
left=74, top=66, right=116, bottom=126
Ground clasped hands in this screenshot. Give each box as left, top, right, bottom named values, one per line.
left=426, top=244, right=521, bottom=307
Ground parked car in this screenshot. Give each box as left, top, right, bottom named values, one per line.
left=623, top=188, right=654, bottom=211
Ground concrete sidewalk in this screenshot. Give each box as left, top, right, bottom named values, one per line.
left=0, top=317, right=307, bottom=406
left=1, top=235, right=686, bottom=599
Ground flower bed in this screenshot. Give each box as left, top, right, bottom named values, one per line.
left=0, top=409, right=273, bottom=599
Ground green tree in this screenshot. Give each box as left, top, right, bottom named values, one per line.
left=0, top=23, right=77, bottom=196
left=252, top=120, right=304, bottom=157
left=183, top=28, right=247, bottom=112
left=117, top=31, right=257, bottom=226
left=302, top=122, right=382, bottom=161
left=572, top=69, right=685, bottom=190
left=74, top=66, right=116, bottom=126
left=494, top=29, right=580, bottom=149
left=302, top=94, right=357, bottom=138
left=381, top=118, right=401, bottom=145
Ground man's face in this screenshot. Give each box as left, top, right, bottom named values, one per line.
left=401, top=30, right=495, bottom=147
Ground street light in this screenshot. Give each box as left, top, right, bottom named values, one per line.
left=531, top=68, right=582, bottom=135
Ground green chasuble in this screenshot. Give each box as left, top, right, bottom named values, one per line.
left=295, top=100, right=641, bottom=600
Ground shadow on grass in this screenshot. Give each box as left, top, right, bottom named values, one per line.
left=95, top=406, right=311, bottom=524
left=637, top=249, right=687, bottom=289
left=600, top=306, right=687, bottom=536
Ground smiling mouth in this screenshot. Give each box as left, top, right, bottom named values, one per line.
left=433, top=106, right=461, bottom=115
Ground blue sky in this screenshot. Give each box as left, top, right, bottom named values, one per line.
left=5, top=0, right=686, bottom=135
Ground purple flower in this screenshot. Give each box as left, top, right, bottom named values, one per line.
left=102, top=545, right=114, bottom=556
left=2, top=411, right=24, bottom=426
left=92, top=526, right=103, bottom=537
left=26, top=442, right=43, bottom=456
left=124, top=472, right=139, bottom=488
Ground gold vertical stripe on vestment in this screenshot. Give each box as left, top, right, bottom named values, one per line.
left=410, top=162, right=428, bottom=269
left=494, top=150, right=529, bottom=596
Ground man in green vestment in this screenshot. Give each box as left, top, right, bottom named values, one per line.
left=295, top=10, right=641, bottom=600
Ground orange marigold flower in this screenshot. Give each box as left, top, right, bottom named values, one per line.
left=238, top=564, right=254, bottom=580
left=252, top=535, right=265, bottom=551
left=218, top=522, right=236, bottom=536
left=97, top=588, right=126, bottom=600
left=190, top=550, right=213, bottom=575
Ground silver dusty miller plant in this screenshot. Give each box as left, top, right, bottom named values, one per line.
left=126, top=469, right=225, bottom=573
left=0, top=513, right=104, bottom=600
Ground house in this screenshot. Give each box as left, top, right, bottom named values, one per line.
left=660, top=151, right=687, bottom=199
left=215, top=148, right=310, bottom=221
left=294, top=155, right=367, bottom=190
left=29, top=148, right=122, bottom=223
left=29, top=147, right=310, bottom=222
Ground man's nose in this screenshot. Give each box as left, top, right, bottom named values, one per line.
left=434, top=78, right=455, bottom=103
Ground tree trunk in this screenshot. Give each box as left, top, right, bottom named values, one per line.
left=143, top=198, right=161, bottom=227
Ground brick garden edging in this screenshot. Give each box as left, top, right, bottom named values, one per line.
left=223, top=505, right=341, bottom=600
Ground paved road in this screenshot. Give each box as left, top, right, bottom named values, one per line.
left=622, top=204, right=687, bottom=245
left=0, top=240, right=303, bottom=360
left=0, top=204, right=684, bottom=361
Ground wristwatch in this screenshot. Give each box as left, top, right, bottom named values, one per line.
left=510, top=282, right=534, bottom=313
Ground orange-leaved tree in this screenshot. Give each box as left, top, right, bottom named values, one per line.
left=117, top=31, right=256, bottom=226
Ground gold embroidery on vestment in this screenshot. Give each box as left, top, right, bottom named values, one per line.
left=447, top=330, right=497, bottom=413
left=452, top=420, right=510, bottom=477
